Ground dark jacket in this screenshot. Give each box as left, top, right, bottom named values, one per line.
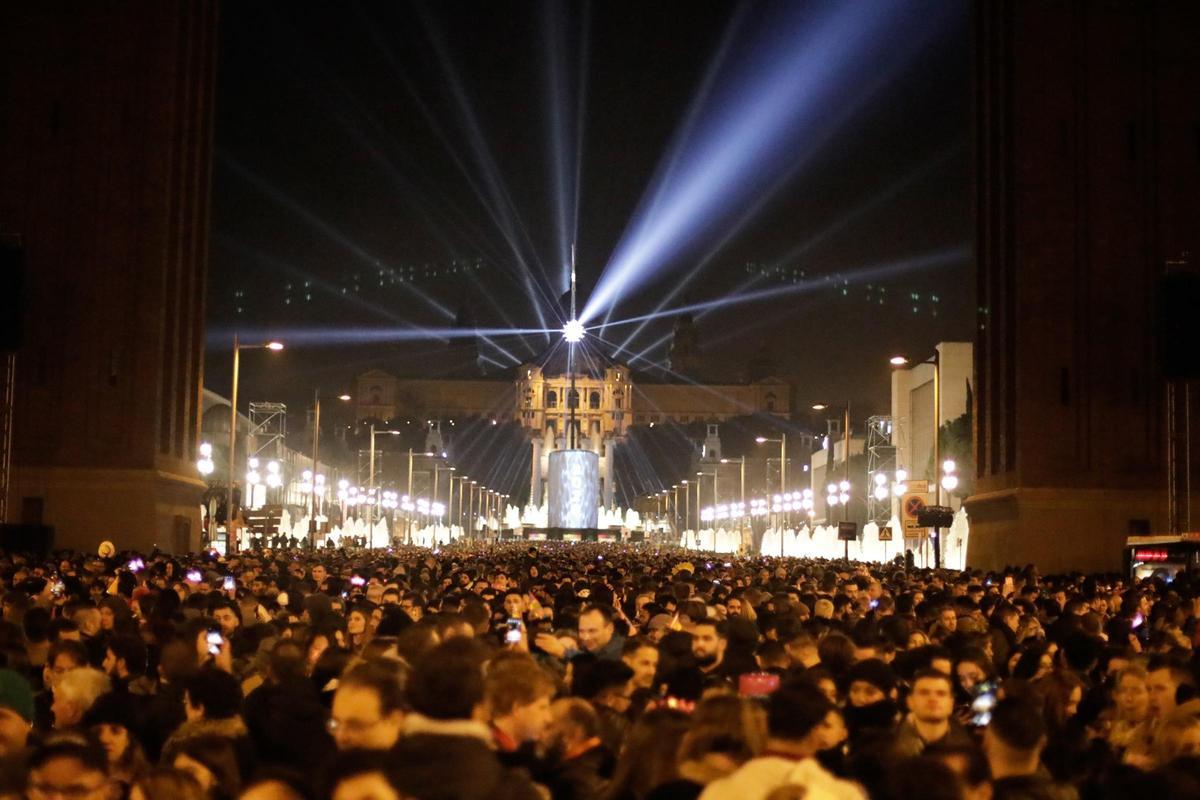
left=243, top=677, right=332, bottom=777
left=390, top=722, right=542, bottom=800
left=540, top=744, right=614, bottom=800
left=139, top=679, right=187, bottom=761
left=162, top=715, right=258, bottom=781
left=990, top=622, right=1018, bottom=674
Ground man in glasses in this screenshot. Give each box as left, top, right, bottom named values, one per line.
left=329, top=661, right=407, bottom=751
left=25, top=740, right=112, bottom=800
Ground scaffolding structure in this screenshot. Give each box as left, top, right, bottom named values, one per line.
left=866, top=415, right=897, bottom=526
left=248, top=402, right=287, bottom=460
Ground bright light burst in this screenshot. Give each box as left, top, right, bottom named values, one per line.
left=562, top=319, right=586, bottom=343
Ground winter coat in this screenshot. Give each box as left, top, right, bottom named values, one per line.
left=162, top=715, right=257, bottom=780
left=390, top=714, right=542, bottom=800
left=243, top=677, right=332, bottom=777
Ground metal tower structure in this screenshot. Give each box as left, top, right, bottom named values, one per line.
left=248, top=402, right=287, bottom=460
left=865, top=415, right=896, bottom=525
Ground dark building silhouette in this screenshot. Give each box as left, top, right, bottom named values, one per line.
left=667, top=313, right=703, bottom=378
left=967, top=1, right=1200, bottom=571
left=0, top=2, right=218, bottom=551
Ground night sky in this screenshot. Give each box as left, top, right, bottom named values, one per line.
left=206, top=0, right=973, bottom=419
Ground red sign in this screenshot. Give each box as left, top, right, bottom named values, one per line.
left=1134, top=549, right=1170, bottom=562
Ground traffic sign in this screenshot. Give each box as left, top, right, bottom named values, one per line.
left=878, top=525, right=893, bottom=541
left=902, top=480, right=931, bottom=535
left=838, top=521, right=858, bottom=541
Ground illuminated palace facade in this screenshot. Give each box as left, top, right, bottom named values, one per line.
left=355, top=354, right=790, bottom=509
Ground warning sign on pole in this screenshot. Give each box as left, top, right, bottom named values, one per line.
left=901, top=480, right=931, bottom=537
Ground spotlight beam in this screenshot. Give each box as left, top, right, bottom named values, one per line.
left=413, top=5, right=564, bottom=332
left=360, top=6, right=563, bottom=338
left=217, top=154, right=457, bottom=323
left=600, top=245, right=970, bottom=333
left=204, top=326, right=554, bottom=349
left=583, top=1, right=956, bottom=325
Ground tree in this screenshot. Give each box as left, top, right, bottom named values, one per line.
left=928, top=408, right=973, bottom=500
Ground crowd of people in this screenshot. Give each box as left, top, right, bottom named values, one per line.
left=0, top=541, right=1197, bottom=800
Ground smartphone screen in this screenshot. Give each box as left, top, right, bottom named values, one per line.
left=970, top=681, right=998, bottom=726
left=206, top=629, right=223, bottom=656
left=222, top=576, right=235, bottom=591
left=505, top=618, right=522, bottom=644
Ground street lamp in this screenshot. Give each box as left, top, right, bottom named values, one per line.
left=367, top=424, right=402, bottom=529
left=755, top=435, right=788, bottom=549
left=680, top=480, right=690, bottom=532
left=696, top=470, right=718, bottom=529
left=197, top=442, right=214, bottom=476
left=941, top=460, right=959, bottom=492
left=227, top=336, right=283, bottom=552
left=309, top=390, right=351, bottom=546
left=434, top=465, right=455, bottom=533
left=468, top=480, right=477, bottom=539
left=890, top=351, right=942, bottom=567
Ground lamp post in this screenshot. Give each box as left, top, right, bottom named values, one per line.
left=467, top=480, right=477, bottom=539
left=367, top=424, right=401, bottom=531
left=812, top=402, right=852, bottom=532
left=227, top=335, right=283, bottom=553
left=671, top=484, right=680, bottom=536
left=309, top=391, right=350, bottom=547
left=721, top=456, right=746, bottom=542
left=755, top=435, right=787, bottom=553
left=696, top=470, right=718, bottom=524
left=434, top=465, right=454, bottom=537
left=890, top=351, right=942, bottom=567
left=681, top=480, right=690, bottom=532
left=451, top=474, right=465, bottom=537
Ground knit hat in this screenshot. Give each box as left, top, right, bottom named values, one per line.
left=845, top=658, right=897, bottom=694
left=83, top=690, right=137, bottom=731
left=0, top=670, right=35, bottom=723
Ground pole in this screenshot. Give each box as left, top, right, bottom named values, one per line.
left=367, top=425, right=377, bottom=538
left=228, top=334, right=240, bottom=554
left=468, top=482, right=475, bottom=539
left=309, top=390, right=320, bottom=548
left=932, top=351, right=942, bottom=569
left=673, top=488, right=679, bottom=536
left=844, top=405, right=851, bottom=562
left=739, top=457, right=746, bottom=549
left=457, top=478, right=464, bottom=534
left=406, top=448, right=415, bottom=545
left=406, top=449, right=414, bottom=499
left=568, top=245, right=578, bottom=450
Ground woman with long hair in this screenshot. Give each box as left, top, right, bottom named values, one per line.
left=649, top=696, right=767, bottom=799
left=1108, top=666, right=1153, bottom=752
left=603, top=708, right=691, bottom=800
left=1033, top=669, right=1085, bottom=735
left=87, top=694, right=151, bottom=787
